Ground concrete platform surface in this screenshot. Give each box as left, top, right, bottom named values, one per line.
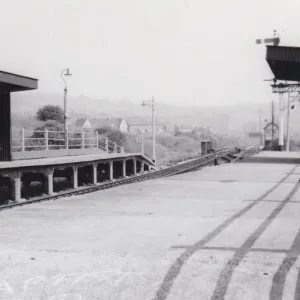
left=0, top=152, right=152, bottom=170
left=240, top=150, right=300, bottom=165
left=1, top=162, right=300, bottom=299
left=256, top=151, right=300, bottom=158
left=12, top=148, right=107, bottom=161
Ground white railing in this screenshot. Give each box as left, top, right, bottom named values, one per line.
left=11, top=128, right=124, bottom=154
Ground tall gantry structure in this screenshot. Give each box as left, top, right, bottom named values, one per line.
left=258, top=32, right=300, bottom=151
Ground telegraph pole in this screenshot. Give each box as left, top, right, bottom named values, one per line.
left=141, top=97, right=156, bottom=164
left=61, top=68, right=72, bottom=145
left=152, top=96, right=156, bottom=163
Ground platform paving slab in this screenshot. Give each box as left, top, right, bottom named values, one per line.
left=0, top=162, right=299, bottom=299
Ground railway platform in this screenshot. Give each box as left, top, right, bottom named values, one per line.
left=0, top=150, right=300, bottom=299
left=240, top=150, right=300, bottom=164
left=0, top=152, right=155, bottom=203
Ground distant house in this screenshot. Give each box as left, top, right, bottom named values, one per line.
left=177, top=128, right=193, bottom=134
left=263, top=122, right=279, bottom=141
left=263, top=122, right=279, bottom=150
left=175, top=124, right=203, bottom=134
left=74, top=118, right=93, bottom=130
left=93, top=118, right=128, bottom=133
left=127, top=118, right=166, bottom=133
left=246, top=131, right=263, bottom=146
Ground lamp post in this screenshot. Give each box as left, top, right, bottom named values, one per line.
left=61, top=69, right=72, bottom=133
left=142, top=97, right=156, bottom=164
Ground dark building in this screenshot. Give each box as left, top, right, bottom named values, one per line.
left=266, top=45, right=300, bottom=82
left=0, top=71, right=38, bottom=161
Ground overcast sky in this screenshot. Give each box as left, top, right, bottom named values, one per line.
left=0, top=0, right=299, bottom=106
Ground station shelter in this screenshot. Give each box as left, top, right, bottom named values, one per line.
left=0, top=71, right=38, bottom=161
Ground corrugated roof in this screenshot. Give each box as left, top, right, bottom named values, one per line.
left=263, top=122, right=279, bottom=130
left=266, top=46, right=300, bottom=81
left=267, top=45, right=300, bottom=62
left=0, top=70, right=38, bottom=92
left=74, top=118, right=88, bottom=127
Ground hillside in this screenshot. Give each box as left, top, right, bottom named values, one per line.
left=11, top=91, right=300, bottom=136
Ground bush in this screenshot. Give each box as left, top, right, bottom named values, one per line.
left=95, top=127, right=126, bottom=151
left=95, top=126, right=112, bottom=135
left=36, top=105, right=64, bottom=123
left=106, top=130, right=126, bottom=147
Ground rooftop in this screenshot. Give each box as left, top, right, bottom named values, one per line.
left=94, top=118, right=122, bottom=129
left=74, top=118, right=90, bottom=127
left=247, top=132, right=263, bottom=137
left=266, top=45, right=300, bottom=82
left=0, top=70, right=38, bottom=93
left=264, top=122, right=279, bottom=130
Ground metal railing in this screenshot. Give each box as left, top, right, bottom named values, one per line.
left=11, top=128, right=124, bottom=154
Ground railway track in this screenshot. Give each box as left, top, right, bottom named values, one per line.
left=0, top=147, right=253, bottom=211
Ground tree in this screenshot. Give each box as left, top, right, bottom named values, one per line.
left=36, top=105, right=64, bottom=123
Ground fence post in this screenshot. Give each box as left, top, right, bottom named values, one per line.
left=96, top=131, right=99, bottom=149
left=105, top=137, right=109, bottom=152
left=21, top=128, right=25, bottom=152
left=114, top=142, right=117, bottom=153
left=82, top=130, right=85, bottom=149
left=45, top=129, right=49, bottom=151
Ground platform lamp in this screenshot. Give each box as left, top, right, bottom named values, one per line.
left=141, top=97, right=156, bottom=164
left=61, top=69, right=72, bottom=146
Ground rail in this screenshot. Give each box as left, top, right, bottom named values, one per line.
left=158, top=148, right=233, bottom=167
left=11, top=128, right=124, bottom=154
left=0, top=147, right=253, bottom=212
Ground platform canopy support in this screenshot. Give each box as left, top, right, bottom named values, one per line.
left=109, top=161, right=114, bottom=180
left=45, top=168, right=54, bottom=195
left=133, top=158, right=137, bottom=175
left=122, top=159, right=127, bottom=178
